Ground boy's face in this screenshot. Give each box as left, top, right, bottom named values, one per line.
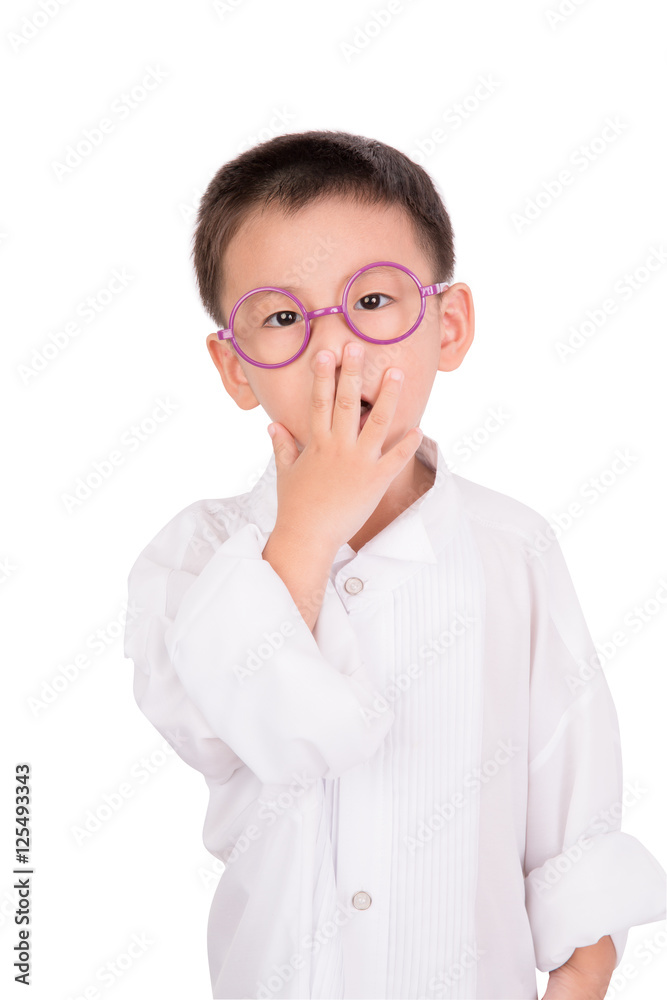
left=206, top=195, right=473, bottom=455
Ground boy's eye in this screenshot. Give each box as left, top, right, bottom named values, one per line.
left=264, top=310, right=303, bottom=328
left=353, top=292, right=393, bottom=311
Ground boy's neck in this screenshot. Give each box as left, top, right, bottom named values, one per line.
left=346, top=453, right=436, bottom=554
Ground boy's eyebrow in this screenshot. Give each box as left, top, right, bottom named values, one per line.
left=255, top=264, right=394, bottom=297
left=255, top=274, right=353, bottom=296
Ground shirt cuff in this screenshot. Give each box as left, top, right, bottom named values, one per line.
left=525, top=830, right=667, bottom=971
left=164, top=521, right=395, bottom=785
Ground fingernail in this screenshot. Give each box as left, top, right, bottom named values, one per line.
left=267, top=424, right=276, bottom=438
left=316, top=351, right=330, bottom=365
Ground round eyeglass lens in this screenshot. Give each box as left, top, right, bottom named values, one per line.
left=232, top=289, right=307, bottom=366
left=345, top=264, right=422, bottom=342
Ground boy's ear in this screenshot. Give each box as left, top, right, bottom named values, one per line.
left=437, top=282, right=475, bottom=372
left=205, top=333, right=261, bottom=410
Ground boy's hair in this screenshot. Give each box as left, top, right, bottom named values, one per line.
left=192, top=129, right=456, bottom=330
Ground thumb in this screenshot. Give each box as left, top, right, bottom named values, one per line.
left=267, top=422, right=298, bottom=468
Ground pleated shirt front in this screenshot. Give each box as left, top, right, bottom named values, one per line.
left=123, top=432, right=666, bottom=999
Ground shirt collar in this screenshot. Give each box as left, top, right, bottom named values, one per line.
left=244, top=431, right=463, bottom=565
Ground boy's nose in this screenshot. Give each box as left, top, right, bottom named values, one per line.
left=308, top=312, right=363, bottom=365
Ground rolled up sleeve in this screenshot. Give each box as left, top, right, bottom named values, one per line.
left=124, top=509, right=394, bottom=787
left=522, top=532, right=666, bottom=972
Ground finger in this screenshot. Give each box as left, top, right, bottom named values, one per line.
left=359, top=366, right=404, bottom=442
left=332, top=342, right=364, bottom=438
left=309, top=350, right=335, bottom=437
left=268, top=422, right=298, bottom=469
left=381, top=425, right=424, bottom=475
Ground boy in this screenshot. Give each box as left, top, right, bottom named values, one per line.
left=123, top=131, right=665, bottom=999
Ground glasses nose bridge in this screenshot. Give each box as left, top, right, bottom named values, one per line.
left=306, top=301, right=360, bottom=349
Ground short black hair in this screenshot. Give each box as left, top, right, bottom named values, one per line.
left=192, top=129, right=456, bottom=329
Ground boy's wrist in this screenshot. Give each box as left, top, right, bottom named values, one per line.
left=268, top=519, right=341, bottom=564
left=541, top=936, right=616, bottom=1000
left=262, top=522, right=341, bottom=633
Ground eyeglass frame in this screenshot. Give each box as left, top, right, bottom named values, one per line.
left=215, top=260, right=450, bottom=369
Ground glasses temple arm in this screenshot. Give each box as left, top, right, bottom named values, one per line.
left=423, top=281, right=450, bottom=296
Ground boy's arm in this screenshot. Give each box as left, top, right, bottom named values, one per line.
left=542, top=935, right=616, bottom=999
left=261, top=521, right=337, bottom=633
left=124, top=508, right=395, bottom=787
left=521, top=527, right=666, bottom=978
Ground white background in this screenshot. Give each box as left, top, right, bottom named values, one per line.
left=2, top=0, right=666, bottom=997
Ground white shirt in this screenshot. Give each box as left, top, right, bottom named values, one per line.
left=123, top=432, right=666, bottom=999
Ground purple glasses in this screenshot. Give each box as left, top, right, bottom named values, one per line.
left=215, top=260, right=450, bottom=369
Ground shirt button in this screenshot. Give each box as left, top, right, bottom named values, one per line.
left=344, top=577, right=364, bottom=595
left=352, top=891, right=372, bottom=910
